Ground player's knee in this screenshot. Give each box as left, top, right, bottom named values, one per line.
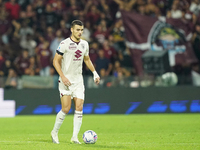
left=62, top=106, right=71, bottom=114
left=75, top=105, right=83, bottom=111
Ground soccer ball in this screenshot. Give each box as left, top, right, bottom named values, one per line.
left=82, top=130, right=97, bottom=144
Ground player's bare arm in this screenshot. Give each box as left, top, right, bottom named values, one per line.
left=84, top=55, right=100, bottom=84
left=53, top=53, right=71, bottom=86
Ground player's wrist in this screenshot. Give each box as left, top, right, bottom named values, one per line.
left=60, top=74, right=65, bottom=78
left=93, top=71, right=99, bottom=76
left=93, top=71, right=99, bottom=80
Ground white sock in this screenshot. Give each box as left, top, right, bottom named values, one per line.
left=72, top=110, right=83, bottom=139
left=52, top=110, right=66, bottom=133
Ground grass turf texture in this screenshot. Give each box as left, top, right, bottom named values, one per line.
left=0, top=114, right=199, bottom=150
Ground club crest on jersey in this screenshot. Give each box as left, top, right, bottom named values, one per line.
left=81, top=44, right=85, bottom=49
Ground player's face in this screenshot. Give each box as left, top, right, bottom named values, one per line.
left=71, top=25, right=84, bottom=41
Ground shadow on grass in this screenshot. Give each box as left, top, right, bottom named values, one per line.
left=30, top=139, right=128, bottom=149
left=0, top=143, right=27, bottom=146
left=21, top=138, right=54, bottom=144
left=38, top=139, right=53, bottom=143
left=81, top=144, right=127, bottom=149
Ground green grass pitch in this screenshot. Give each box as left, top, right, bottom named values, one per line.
left=0, top=114, right=199, bottom=150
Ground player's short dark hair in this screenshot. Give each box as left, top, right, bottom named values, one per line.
left=71, top=20, right=83, bottom=28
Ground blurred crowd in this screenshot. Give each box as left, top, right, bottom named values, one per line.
left=1, top=0, right=200, bottom=88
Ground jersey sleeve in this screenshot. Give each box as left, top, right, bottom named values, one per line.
left=56, top=41, right=66, bottom=55
left=84, top=42, right=89, bottom=56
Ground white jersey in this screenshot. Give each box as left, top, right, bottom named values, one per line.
left=56, top=37, right=89, bottom=83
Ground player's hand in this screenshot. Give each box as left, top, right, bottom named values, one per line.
left=61, top=76, right=71, bottom=86
left=93, top=71, right=100, bottom=85
left=94, top=77, right=100, bottom=85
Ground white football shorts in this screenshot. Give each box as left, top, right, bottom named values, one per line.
left=58, top=80, right=85, bottom=100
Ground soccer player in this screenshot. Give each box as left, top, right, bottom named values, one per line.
left=51, top=20, right=100, bottom=144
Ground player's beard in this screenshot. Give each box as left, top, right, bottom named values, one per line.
left=73, top=34, right=81, bottom=42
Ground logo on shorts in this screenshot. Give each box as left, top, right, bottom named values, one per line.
left=75, top=50, right=82, bottom=59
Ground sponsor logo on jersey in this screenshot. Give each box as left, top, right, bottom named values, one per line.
left=69, top=46, right=77, bottom=50
left=73, top=58, right=81, bottom=61
left=73, top=50, right=82, bottom=61
left=74, top=50, right=82, bottom=59
left=61, top=42, right=64, bottom=44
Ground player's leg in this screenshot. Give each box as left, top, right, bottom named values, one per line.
left=71, top=97, right=84, bottom=144
left=51, top=95, right=71, bottom=144
left=53, top=95, right=72, bottom=132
